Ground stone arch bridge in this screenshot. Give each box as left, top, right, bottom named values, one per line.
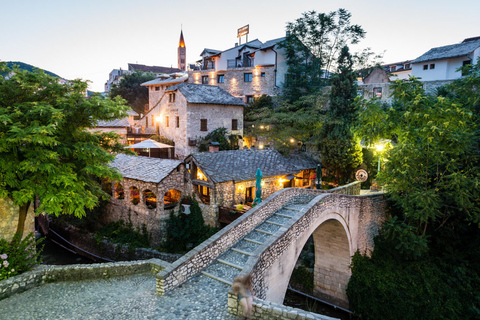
left=157, top=182, right=385, bottom=317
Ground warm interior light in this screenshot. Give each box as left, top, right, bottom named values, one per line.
left=155, top=116, right=161, bottom=123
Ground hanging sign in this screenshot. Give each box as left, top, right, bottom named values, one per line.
left=237, top=25, right=249, bottom=38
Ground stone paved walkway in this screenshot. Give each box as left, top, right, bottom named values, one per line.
left=0, top=273, right=237, bottom=320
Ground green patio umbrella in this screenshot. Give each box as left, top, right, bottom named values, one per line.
left=316, top=163, right=322, bottom=189
left=253, top=168, right=262, bottom=205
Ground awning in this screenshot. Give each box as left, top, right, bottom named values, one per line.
left=285, top=174, right=298, bottom=181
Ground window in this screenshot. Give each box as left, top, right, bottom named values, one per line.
left=232, top=119, right=238, bottom=130
left=176, top=116, right=180, bottom=128
left=245, top=187, right=253, bottom=204
left=244, top=73, right=253, bottom=82
left=423, top=64, right=428, bottom=70
left=200, top=119, right=207, bottom=131
left=202, top=75, right=209, bottom=84
left=404, top=63, right=411, bottom=69
left=217, top=74, right=225, bottom=83
left=146, top=117, right=148, bottom=127
left=373, top=87, right=382, bottom=98
left=462, top=60, right=472, bottom=76
left=155, top=86, right=160, bottom=91
left=246, top=95, right=255, bottom=104
left=180, top=59, right=185, bottom=63
left=261, top=72, right=266, bottom=77
left=166, top=116, right=169, bottom=127
left=390, top=66, right=396, bottom=72
left=169, top=93, right=176, bottom=103
left=430, top=64, right=435, bottom=69
left=198, top=185, right=210, bottom=204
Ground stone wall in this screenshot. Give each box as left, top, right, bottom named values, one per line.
left=103, top=165, right=188, bottom=246
left=156, top=182, right=361, bottom=295
left=188, top=66, right=280, bottom=101
left=0, top=259, right=169, bottom=301
left=0, top=198, right=35, bottom=242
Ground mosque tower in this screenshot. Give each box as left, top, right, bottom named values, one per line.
left=178, top=30, right=186, bottom=71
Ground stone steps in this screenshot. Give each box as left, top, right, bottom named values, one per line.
left=199, top=195, right=310, bottom=288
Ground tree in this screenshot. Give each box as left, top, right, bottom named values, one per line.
left=109, top=71, right=155, bottom=115
left=280, top=9, right=365, bottom=101
left=318, top=46, right=362, bottom=185
left=0, top=63, right=130, bottom=239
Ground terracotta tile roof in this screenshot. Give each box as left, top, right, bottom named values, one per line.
left=191, top=149, right=300, bottom=183
left=111, top=154, right=182, bottom=183
left=166, top=83, right=245, bottom=106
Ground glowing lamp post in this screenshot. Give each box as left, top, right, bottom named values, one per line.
left=375, top=143, right=384, bottom=173
left=155, top=115, right=161, bottom=135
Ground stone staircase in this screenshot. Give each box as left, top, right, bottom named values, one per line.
left=200, top=195, right=317, bottom=286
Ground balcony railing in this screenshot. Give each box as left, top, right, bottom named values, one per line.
left=227, top=59, right=254, bottom=69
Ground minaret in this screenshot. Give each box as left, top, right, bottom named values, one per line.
left=178, top=29, right=186, bottom=71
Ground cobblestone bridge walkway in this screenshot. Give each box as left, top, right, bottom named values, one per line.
left=0, top=195, right=325, bottom=320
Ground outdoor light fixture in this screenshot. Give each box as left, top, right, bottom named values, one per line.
left=375, top=143, right=384, bottom=172
left=259, top=145, right=264, bottom=149
left=260, top=125, right=264, bottom=129
left=290, top=139, right=294, bottom=143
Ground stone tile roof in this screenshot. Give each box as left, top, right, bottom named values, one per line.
left=141, top=75, right=188, bottom=87
left=111, top=154, right=182, bottom=183
left=166, top=83, right=246, bottom=106
left=95, top=118, right=130, bottom=128
left=191, top=149, right=300, bottom=183
left=412, top=38, right=480, bottom=64
left=128, top=63, right=181, bottom=74
left=286, top=153, right=318, bottom=170
left=259, top=37, right=286, bottom=50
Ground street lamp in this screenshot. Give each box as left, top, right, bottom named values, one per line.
left=155, top=115, right=161, bottom=135
left=375, top=143, right=384, bottom=172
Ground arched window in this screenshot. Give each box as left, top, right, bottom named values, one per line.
left=144, top=190, right=157, bottom=209
left=164, top=189, right=181, bottom=209
left=114, top=183, right=124, bottom=199
left=130, top=186, right=140, bottom=205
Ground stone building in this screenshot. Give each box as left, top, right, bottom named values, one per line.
left=185, top=148, right=318, bottom=226
left=105, top=154, right=190, bottom=245
left=138, top=83, right=245, bottom=159
left=187, top=36, right=288, bottom=103
left=90, top=109, right=138, bottom=145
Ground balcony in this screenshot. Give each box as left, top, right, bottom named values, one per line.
left=227, top=58, right=254, bottom=69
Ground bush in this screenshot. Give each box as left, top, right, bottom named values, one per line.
left=347, top=234, right=480, bottom=320
left=165, top=195, right=218, bottom=253
left=0, top=233, right=43, bottom=281
left=95, top=219, right=150, bottom=249
left=290, top=265, right=314, bottom=294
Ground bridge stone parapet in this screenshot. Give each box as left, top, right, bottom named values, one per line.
left=230, top=191, right=385, bottom=310
left=156, top=182, right=361, bottom=295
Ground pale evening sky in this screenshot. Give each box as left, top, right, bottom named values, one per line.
left=1, top=0, right=479, bottom=92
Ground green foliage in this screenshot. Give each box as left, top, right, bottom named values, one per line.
left=95, top=219, right=150, bottom=249
left=0, top=233, right=43, bottom=280
left=348, top=238, right=480, bottom=320
left=280, top=9, right=365, bottom=101
left=0, top=62, right=129, bottom=239
left=149, top=134, right=175, bottom=146
left=197, top=127, right=232, bottom=152
left=318, top=46, right=362, bottom=185
left=165, top=195, right=218, bottom=253
left=109, top=71, right=155, bottom=115
left=290, top=266, right=314, bottom=294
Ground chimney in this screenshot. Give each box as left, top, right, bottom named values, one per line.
left=209, top=142, right=220, bottom=152
left=235, top=43, right=238, bottom=47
